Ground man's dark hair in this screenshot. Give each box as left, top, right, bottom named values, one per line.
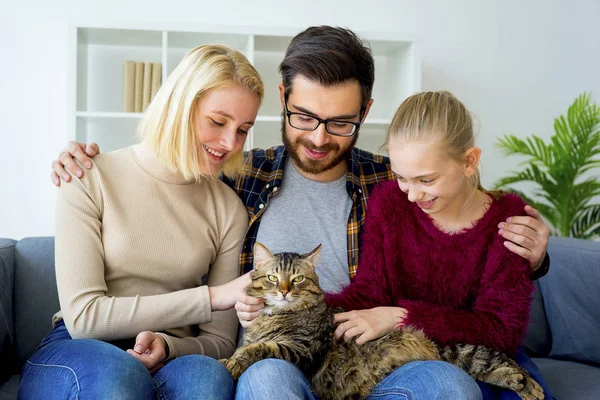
left=279, top=26, right=375, bottom=107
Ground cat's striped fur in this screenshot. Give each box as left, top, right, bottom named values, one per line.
left=220, top=243, right=544, bottom=400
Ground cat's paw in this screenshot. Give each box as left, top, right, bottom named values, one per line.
left=505, top=370, right=525, bottom=391
left=223, top=357, right=248, bottom=380
left=490, top=367, right=543, bottom=400
left=516, top=376, right=544, bottom=400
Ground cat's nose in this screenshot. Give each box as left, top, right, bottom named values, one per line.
left=281, top=290, right=289, bottom=297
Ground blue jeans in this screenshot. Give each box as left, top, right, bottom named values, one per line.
left=236, top=359, right=482, bottom=400
left=18, top=321, right=235, bottom=399
left=477, top=349, right=554, bottom=400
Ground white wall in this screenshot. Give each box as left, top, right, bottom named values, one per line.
left=1, top=0, right=599, bottom=239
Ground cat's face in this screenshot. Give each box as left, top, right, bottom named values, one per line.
left=247, top=243, right=323, bottom=310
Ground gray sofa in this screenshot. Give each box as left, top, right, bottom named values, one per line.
left=1, top=237, right=58, bottom=400
left=1, top=236, right=599, bottom=399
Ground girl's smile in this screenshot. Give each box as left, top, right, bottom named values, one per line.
left=416, top=197, right=438, bottom=210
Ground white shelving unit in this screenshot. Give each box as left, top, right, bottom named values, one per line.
left=69, top=24, right=421, bottom=155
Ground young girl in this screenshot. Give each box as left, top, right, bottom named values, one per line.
left=326, top=91, right=552, bottom=399
left=19, top=45, right=263, bottom=399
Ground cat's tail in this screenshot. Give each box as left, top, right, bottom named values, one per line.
left=439, top=344, right=544, bottom=400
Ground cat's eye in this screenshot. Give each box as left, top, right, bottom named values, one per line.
left=267, top=275, right=278, bottom=283
left=292, top=275, right=305, bottom=283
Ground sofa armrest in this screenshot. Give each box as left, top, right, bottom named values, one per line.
left=0, top=238, right=17, bottom=382
left=541, top=237, right=600, bottom=366
left=13, top=237, right=58, bottom=372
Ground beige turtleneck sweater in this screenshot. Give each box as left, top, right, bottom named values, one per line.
left=53, top=142, right=248, bottom=360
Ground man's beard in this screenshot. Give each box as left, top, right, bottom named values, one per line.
left=281, top=120, right=358, bottom=175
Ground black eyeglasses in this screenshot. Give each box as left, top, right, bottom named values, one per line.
left=284, top=97, right=364, bottom=137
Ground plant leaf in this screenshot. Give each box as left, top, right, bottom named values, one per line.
left=495, top=92, right=600, bottom=237
left=571, top=205, right=600, bottom=239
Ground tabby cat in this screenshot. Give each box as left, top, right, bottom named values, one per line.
left=221, top=243, right=544, bottom=400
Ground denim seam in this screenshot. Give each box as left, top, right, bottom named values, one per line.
left=367, top=387, right=412, bottom=399
left=154, top=378, right=166, bottom=400
left=25, top=360, right=81, bottom=400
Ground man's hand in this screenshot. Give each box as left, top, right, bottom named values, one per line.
left=208, top=272, right=253, bottom=312
left=333, top=307, right=407, bottom=345
left=51, top=141, right=100, bottom=187
left=127, top=331, right=168, bottom=374
left=499, top=205, right=550, bottom=271
left=235, top=294, right=264, bottom=329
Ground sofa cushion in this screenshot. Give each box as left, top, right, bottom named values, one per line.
left=0, top=374, right=19, bottom=400
left=13, top=237, right=59, bottom=371
left=541, top=237, right=600, bottom=366
left=532, top=357, right=600, bottom=400
left=523, top=280, right=551, bottom=357
left=0, top=239, right=17, bottom=382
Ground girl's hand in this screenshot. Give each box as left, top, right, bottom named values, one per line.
left=127, top=331, right=168, bottom=374
left=333, top=307, right=407, bottom=345
left=208, top=272, right=253, bottom=311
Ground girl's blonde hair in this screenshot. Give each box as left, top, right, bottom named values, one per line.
left=384, top=91, right=486, bottom=193
left=138, top=44, right=264, bottom=181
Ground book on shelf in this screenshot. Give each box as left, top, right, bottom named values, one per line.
left=123, top=61, right=135, bottom=112
left=142, top=62, right=152, bottom=110
left=134, top=62, right=144, bottom=113
left=151, top=63, right=162, bottom=101
left=123, top=61, right=162, bottom=113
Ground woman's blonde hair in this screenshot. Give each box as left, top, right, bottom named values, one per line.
left=384, top=91, right=486, bottom=193
left=138, top=44, right=264, bottom=181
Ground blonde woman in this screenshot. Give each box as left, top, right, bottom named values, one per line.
left=19, top=45, right=263, bottom=399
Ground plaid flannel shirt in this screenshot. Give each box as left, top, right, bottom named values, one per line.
left=222, top=145, right=394, bottom=277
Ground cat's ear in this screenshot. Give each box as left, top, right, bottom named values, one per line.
left=254, top=242, right=273, bottom=270
left=302, top=244, right=322, bottom=266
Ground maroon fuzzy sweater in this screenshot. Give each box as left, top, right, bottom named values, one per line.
left=326, top=181, right=534, bottom=355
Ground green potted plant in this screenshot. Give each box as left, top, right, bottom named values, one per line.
left=495, top=92, right=600, bottom=239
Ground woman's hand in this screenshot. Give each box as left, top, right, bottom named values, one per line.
left=334, top=307, right=407, bottom=345
left=127, top=331, right=168, bottom=374
left=235, top=294, right=265, bottom=329
left=208, top=272, right=253, bottom=312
